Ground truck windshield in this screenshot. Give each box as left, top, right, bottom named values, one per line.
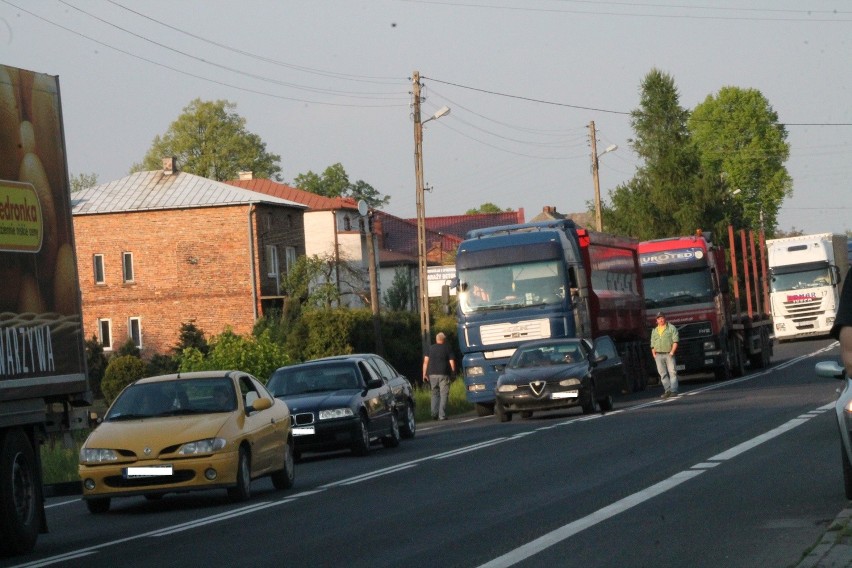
left=770, top=266, right=832, bottom=292
left=643, top=267, right=714, bottom=309
left=457, top=260, right=566, bottom=314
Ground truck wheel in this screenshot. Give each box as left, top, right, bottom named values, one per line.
left=0, top=429, right=41, bottom=556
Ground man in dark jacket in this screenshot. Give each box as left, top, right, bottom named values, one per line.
left=423, top=332, right=456, bottom=420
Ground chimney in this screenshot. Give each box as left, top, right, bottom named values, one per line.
left=238, top=171, right=254, bottom=181
left=162, top=157, right=177, bottom=175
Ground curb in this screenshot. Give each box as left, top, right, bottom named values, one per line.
left=797, top=508, right=852, bottom=568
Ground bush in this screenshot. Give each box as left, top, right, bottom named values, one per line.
left=101, top=355, right=147, bottom=404
left=178, top=328, right=289, bottom=382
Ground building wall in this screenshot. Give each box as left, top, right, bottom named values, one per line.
left=254, top=204, right=306, bottom=302
left=75, top=205, right=261, bottom=357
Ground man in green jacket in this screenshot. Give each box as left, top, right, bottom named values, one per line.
left=650, top=311, right=679, bottom=398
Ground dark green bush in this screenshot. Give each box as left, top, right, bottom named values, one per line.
left=101, top=355, right=147, bottom=404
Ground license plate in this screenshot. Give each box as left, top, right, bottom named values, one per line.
left=293, top=426, right=315, bottom=436
left=124, top=465, right=172, bottom=478
left=551, top=391, right=579, bottom=399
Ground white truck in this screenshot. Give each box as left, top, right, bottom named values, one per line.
left=767, top=233, right=849, bottom=341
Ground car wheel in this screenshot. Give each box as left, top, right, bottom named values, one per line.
left=495, top=400, right=512, bottom=423
left=520, top=411, right=533, bottom=419
left=271, top=438, right=295, bottom=490
left=475, top=403, right=494, bottom=417
left=581, top=383, right=599, bottom=415
left=227, top=448, right=251, bottom=502
left=400, top=401, right=416, bottom=439
left=598, top=395, right=614, bottom=412
left=382, top=413, right=401, bottom=448
left=0, top=429, right=41, bottom=554
left=842, top=440, right=852, bottom=500
left=85, top=498, right=110, bottom=514
left=351, top=414, right=371, bottom=456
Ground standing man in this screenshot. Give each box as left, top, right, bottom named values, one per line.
left=831, top=268, right=852, bottom=376
left=650, top=311, right=679, bottom=398
left=423, top=332, right=456, bottom=421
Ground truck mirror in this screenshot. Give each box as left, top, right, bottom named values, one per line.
left=450, top=277, right=459, bottom=289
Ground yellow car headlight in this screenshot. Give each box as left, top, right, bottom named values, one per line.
left=79, top=448, right=119, bottom=464
left=177, top=438, right=227, bottom=455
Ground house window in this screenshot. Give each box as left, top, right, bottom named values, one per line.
left=285, top=247, right=297, bottom=274
left=122, top=252, right=134, bottom=283
left=128, top=317, right=142, bottom=349
left=343, top=214, right=352, bottom=231
left=98, top=319, right=112, bottom=351
left=93, top=254, right=105, bottom=284
left=266, top=245, right=279, bottom=278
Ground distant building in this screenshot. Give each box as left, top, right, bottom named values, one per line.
left=72, top=159, right=306, bottom=356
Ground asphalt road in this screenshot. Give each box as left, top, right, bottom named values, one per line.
left=3, top=337, right=846, bottom=568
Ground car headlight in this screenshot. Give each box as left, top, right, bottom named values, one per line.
left=466, top=366, right=485, bottom=377
left=559, top=378, right=581, bottom=387
left=177, top=438, right=227, bottom=455
left=80, top=448, right=119, bottom=464
left=497, top=384, right=517, bottom=392
left=319, top=408, right=355, bottom=420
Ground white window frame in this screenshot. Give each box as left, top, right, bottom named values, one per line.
left=93, top=254, right=105, bottom=285
left=265, top=245, right=279, bottom=278
left=122, top=252, right=134, bottom=283
left=285, top=246, right=297, bottom=274
left=128, top=317, right=142, bottom=349
left=98, top=318, right=113, bottom=351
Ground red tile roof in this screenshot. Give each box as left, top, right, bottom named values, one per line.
left=225, top=179, right=358, bottom=211
left=412, top=210, right=526, bottom=238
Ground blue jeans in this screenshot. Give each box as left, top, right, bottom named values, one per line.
left=654, top=353, right=679, bottom=393
left=429, top=374, right=450, bottom=419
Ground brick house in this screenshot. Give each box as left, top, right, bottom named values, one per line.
left=71, top=161, right=306, bottom=357
left=225, top=176, right=371, bottom=308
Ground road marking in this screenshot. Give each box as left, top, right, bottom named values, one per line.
left=476, top=399, right=833, bottom=568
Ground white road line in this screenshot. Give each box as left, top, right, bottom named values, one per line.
left=476, top=401, right=829, bottom=568
left=44, top=499, right=80, bottom=509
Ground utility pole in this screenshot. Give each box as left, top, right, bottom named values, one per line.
left=590, top=121, right=603, bottom=231
left=412, top=71, right=431, bottom=358
left=364, top=210, right=384, bottom=355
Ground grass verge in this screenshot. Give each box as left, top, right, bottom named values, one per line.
left=414, top=376, right=473, bottom=422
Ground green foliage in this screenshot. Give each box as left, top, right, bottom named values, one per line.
left=101, top=355, right=147, bottom=404
left=116, top=339, right=140, bottom=358
left=178, top=328, right=289, bottom=382
left=70, top=172, right=98, bottom=193
left=300, top=309, right=357, bottom=360
left=132, top=99, right=282, bottom=181
left=281, top=253, right=344, bottom=309
left=85, top=335, right=108, bottom=398
left=293, top=162, right=390, bottom=209
left=173, top=322, right=209, bottom=356
left=689, top=86, right=792, bottom=236
left=465, top=202, right=507, bottom=214
left=383, top=266, right=412, bottom=311
left=146, top=354, right=179, bottom=376
left=413, top=376, right=472, bottom=422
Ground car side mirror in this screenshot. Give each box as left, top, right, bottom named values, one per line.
left=592, top=354, right=608, bottom=365
left=815, top=360, right=846, bottom=380
left=251, top=397, right=272, bottom=412
left=366, top=378, right=384, bottom=390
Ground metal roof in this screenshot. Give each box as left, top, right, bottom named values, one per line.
left=72, top=170, right=306, bottom=215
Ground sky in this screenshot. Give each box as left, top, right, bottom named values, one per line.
left=2, top=0, right=851, bottom=236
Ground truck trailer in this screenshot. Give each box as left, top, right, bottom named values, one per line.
left=638, top=228, right=773, bottom=381
left=454, top=219, right=650, bottom=416
left=766, top=233, right=849, bottom=341
left=0, top=64, right=90, bottom=555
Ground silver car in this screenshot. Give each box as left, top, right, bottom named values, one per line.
left=816, top=360, right=852, bottom=498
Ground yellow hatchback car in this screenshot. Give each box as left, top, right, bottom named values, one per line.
left=79, top=370, right=294, bottom=513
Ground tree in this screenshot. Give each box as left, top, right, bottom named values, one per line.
left=466, top=203, right=508, bottom=214
left=132, top=99, right=282, bottom=181
left=689, top=87, right=792, bottom=235
left=178, top=328, right=288, bottom=382
left=70, top=172, right=98, bottom=193
left=294, top=163, right=390, bottom=208
left=383, top=266, right=412, bottom=311
left=604, top=69, right=713, bottom=240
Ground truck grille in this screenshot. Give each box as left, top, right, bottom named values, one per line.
left=781, top=297, right=823, bottom=317
left=479, top=319, right=551, bottom=346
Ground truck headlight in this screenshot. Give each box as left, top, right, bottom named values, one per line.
left=466, top=366, right=485, bottom=377
left=703, top=341, right=715, bottom=350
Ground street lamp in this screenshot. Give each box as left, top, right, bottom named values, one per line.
left=412, top=71, right=450, bottom=358
left=589, top=121, right=617, bottom=231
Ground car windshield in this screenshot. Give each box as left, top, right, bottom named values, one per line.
left=105, top=378, right=236, bottom=420
left=508, top=342, right=586, bottom=369
left=267, top=364, right=362, bottom=396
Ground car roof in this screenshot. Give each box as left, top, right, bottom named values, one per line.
left=135, top=370, right=242, bottom=384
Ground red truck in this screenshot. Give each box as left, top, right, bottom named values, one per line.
left=638, top=228, right=773, bottom=381
left=455, top=219, right=651, bottom=416
left=0, top=64, right=91, bottom=555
